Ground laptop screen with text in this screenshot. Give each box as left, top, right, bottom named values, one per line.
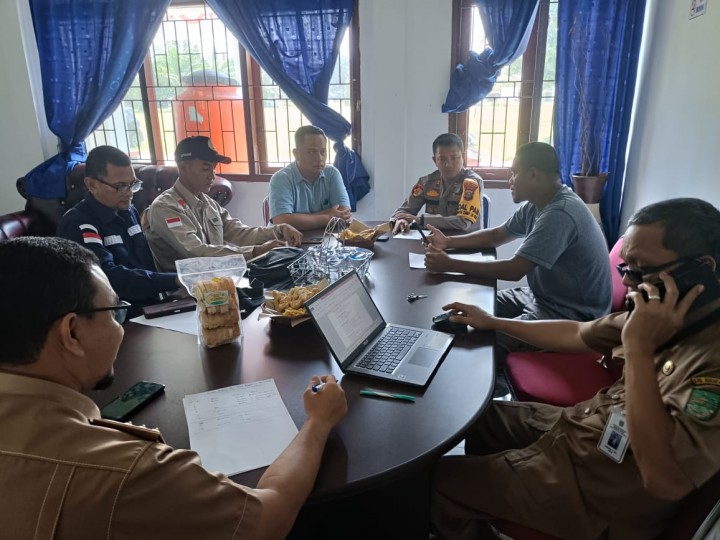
left=306, top=273, right=385, bottom=366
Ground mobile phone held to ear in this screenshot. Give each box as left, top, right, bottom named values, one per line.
left=100, top=381, right=166, bottom=422
left=626, top=259, right=720, bottom=313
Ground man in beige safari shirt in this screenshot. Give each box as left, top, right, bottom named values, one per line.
left=432, top=198, right=720, bottom=539
left=144, top=136, right=303, bottom=272
left=0, top=237, right=346, bottom=540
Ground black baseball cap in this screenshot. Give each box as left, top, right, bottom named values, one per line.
left=174, top=136, right=231, bottom=164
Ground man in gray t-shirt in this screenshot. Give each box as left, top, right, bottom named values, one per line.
left=425, top=142, right=612, bottom=352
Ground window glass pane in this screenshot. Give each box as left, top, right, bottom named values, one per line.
left=462, top=2, right=557, bottom=170
left=465, top=8, right=523, bottom=168
left=258, top=28, right=351, bottom=167
left=87, top=3, right=354, bottom=177
left=538, top=0, right=558, bottom=144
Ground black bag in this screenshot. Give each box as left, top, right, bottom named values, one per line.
left=246, top=247, right=304, bottom=290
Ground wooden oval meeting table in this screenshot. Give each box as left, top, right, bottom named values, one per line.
left=91, top=233, right=496, bottom=539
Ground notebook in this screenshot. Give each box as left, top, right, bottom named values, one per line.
left=305, top=270, right=453, bottom=387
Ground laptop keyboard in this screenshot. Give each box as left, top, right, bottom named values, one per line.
left=356, top=327, right=423, bottom=373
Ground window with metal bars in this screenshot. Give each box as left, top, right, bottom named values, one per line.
left=87, top=2, right=358, bottom=182
left=449, top=0, right=557, bottom=184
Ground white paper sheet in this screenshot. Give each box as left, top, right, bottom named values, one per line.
left=130, top=310, right=198, bottom=335
left=392, top=229, right=424, bottom=241
left=182, top=379, right=298, bottom=476
left=409, top=252, right=494, bottom=274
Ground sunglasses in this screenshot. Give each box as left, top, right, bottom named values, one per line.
left=55, top=300, right=132, bottom=324
left=91, top=176, right=143, bottom=194
left=616, top=256, right=698, bottom=285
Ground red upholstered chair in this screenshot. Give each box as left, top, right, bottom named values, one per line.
left=504, top=237, right=626, bottom=407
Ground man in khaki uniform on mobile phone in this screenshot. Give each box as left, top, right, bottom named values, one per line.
left=0, top=237, right=347, bottom=540
left=431, top=198, right=720, bottom=539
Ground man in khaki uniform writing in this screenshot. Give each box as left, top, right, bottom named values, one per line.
left=145, top=136, right=303, bottom=272
left=431, top=198, right=720, bottom=539
left=0, top=237, right=347, bottom=540
left=391, top=133, right=483, bottom=234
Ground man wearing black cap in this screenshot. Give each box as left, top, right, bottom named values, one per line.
left=145, top=136, right=303, bottom=271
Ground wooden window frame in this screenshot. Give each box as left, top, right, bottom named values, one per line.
left=132, top=0, right=360, bottom=183
left=449, top=0, right=551, bottom=188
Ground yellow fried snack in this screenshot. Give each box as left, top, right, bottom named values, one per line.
left=270, top=283, right=323, bottom=317
left=339, top=228, right=376, bottom=240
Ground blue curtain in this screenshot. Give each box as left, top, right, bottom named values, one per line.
left=207, top=0, right=370, bottom=210
left=442, top=0, right=539, bottom=113
left=24, top=0, right=170, bottom=199
left=554, top=0, right=646, bottom=245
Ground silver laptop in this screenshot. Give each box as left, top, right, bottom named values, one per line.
left=305, top=270, right=453, bottom=387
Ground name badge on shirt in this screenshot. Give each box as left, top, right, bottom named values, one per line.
left=104, top=235, right=123, bottom=246
left=597, top=407, right=630, bottom=463
left=127, top=224, right=142, bottom=236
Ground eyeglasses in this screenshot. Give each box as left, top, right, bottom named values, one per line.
left=616, top=256, right=697, bottom=284
left=55, top=300, right=133, bottom=324
left=434, top=154, right=463, bottom=165
left=91, top=176, right=143, bottom=194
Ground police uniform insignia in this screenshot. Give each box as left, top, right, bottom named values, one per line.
left=426, top=189, right=440, bottom=198
left=178, top=198, right=186, bottom=207
left=662, top=360, right=675, bottom=375
left=411, top=183, right=424, bottom=198
left=456, top=178, right=481, bottom=224
left=685, top=388, right=720, bottom=420
left=692, top=376, right=720, bottom=387
left=463, top=179, right=479, bottom=201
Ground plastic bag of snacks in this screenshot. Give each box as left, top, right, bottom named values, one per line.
left=175, top=255, right=246, bottom=348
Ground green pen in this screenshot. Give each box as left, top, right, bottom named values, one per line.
left=360, top=388, right=416, bottom=403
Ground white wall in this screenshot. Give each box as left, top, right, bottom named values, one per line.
left=621, top=0, right=720, bottom=228
left=0, top=0, right=48, bottom=215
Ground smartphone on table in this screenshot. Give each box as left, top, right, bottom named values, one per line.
left=100, top=381, right=166, bottom=422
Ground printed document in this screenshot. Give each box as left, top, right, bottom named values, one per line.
left=183, top=379, right=298, bottom=475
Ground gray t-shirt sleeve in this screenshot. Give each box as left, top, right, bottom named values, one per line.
left=502, top=203, right=532, bottom=238
left=515, top=209, right=577, bottom=269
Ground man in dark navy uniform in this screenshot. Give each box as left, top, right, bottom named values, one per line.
left=58, top=146, right=179, bottom=313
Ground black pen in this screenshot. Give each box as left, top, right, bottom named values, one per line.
left=412, top=222, right=428, bottom=243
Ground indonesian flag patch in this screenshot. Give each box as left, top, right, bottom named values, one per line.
left=79, top=224, right=102, bottom=245
left=165, top=216, right=182, bottom=229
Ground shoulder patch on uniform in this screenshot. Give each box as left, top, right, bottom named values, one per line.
left=685, top=388, right=720, bottom=421
left=411, top=183, right=424, bottom=198
left=457, top=178, right=482, bottom=224
left=692, top=376, right=720, bottom=387
left=82, top=231, right=103, bottom=245
left=165, top=216, right=182, bottom=229
left=79, top=223, right=98, bottom=233
left=91, top=418, right=164, bottom=441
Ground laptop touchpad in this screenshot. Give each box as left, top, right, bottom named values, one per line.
left=408, top=349, right=436, bottom=367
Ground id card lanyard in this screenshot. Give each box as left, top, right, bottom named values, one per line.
left=597, top=406, right=630, bottom=463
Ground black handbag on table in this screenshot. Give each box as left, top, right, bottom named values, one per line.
left=246, top=247, right=304, bottom=290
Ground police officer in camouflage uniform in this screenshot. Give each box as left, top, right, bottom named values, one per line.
left=391, top=133, right=483, bottom=234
